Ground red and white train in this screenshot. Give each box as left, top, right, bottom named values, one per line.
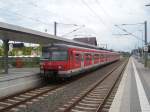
left=40, top=44, right=120, bottom=78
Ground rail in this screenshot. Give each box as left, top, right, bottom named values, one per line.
left=56, top=59, right=128, bottom=112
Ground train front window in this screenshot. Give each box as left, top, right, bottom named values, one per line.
left=42, top=50, right=68, bottom=61
left=51, top=51, right=68, bottom=61
left=42, top=52, right=50, bottom=59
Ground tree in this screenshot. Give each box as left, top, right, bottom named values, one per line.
left=0, top=45, right=3, bottom=56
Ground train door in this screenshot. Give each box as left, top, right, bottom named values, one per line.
left=99, top=53, right=101, bottom=64
left=92, top=53, right=94, bottom=65
left=81, top=53, right=84, bottom=69
left=106, top=54, right=108, bottom=63
left=100, top=54, right=103, bottom=64
left=94, top=54, right=99, bottom=64
left=69, top=50, right=74, bottom=70
left=74, top=52, right=82, bottom=69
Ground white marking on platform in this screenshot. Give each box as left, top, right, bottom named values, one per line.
left=132, top=59, right=150, bottom=112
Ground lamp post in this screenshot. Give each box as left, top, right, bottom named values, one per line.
left=145, top=4, right=150, bottom=67
left=138, top=30, right=144, bottom=59
left=138, top=30, right=144, bottom=48
left=145, top=4, right=150, bottom=6
left=144, top=21, right=148, bottom=67
left=114, top=21, right=148, bottom=67
left=54, top=21, right=57, bottom=36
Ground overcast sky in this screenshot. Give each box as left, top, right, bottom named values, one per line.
left=0, top=0, right=150, bottom=51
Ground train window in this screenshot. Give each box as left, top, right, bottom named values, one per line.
left=41, top=50, right=68, bottom=61
left=85, top=53, right=91, bottom=61
left=94, top=54, right=99, bottom=60
left=106, top=54, right=108, bottom=58
left=80, top=54, right=84, bottom=61
left=42, top=52, right=50, bottom=59
left=41, top=47, right=50, bottom=59
left=104, top=54, right=106, bottom=58
left=75, top=53, right=81, bottom=62
left=51, top=51, right=68, bottom=61
left=92, top=54, right=94, bottom=60
left=100, top=54, right=103, bottom=58
left=70, top=52, right=73, bottom=61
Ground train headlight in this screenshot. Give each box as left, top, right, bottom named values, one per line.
left=40, top=63, right=44, bottom=69
left=58, top=65, right=62, bottom=69
left=40, top=65, right=43, bottom=69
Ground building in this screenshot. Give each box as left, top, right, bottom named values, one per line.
left=73, top=37, right=97, bottom=46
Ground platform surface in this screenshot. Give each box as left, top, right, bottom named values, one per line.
left=0, top=67, right=40, bottom=81
left=110, top=57, right=150, bottom=112
left=0, top=67, right=41, bottom=98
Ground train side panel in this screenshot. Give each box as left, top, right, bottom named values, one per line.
left=40, top=44, right=120, bottom=78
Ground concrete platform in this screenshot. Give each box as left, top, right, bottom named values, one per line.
left=0, top=68, right=42, bottom=98
left=109, top=57, right=150, bottom=112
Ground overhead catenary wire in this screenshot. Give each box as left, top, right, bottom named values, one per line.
left=25, top=1, right=84, bottom=28
left=73, top=34, right=92, bottom=37
left=25, top=1, right=75, bottom=25
left=56, top=22, right=79, bottom=26
left=0, top=1, right=80, bottom=28
left=0, top=7, right=86, bottom=38
left=25, top=1, right=96, bottom=36
left=0, top=0, right=123, bottom=39
left=61, top=25, right=85, bottom=37
left=0, top=1, right=86, bottom=37
left=28, top=0, right=111, bottom=31
left=119, top=23, right=144, bottom=26
left=95, top=0, right=113, bottom=24
left=114, top=25, right=144, bottom=42
left=0, top=7, right=54, bottom=27
left=80, top=0, right=109, bottom=28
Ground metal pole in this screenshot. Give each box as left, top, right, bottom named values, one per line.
left=141, top=31, right=144, bottom=58
left=54, top=21, right=57, bottom=36
left=141, top=31, right=144, bottom=47
left=144, top=21, right=148, bottom=67
left=3, top=39, right=9, bottom=74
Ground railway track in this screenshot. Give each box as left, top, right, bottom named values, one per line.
left=56, top=60, right=128, bottom=112
left=100, top=73, right=122, bottom=112
left=0, top=84, right=64, bottom=112
left=0, top=60, right=125, bottom=112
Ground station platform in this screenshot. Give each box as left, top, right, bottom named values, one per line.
left=0, top=68, right=42, bottom=98
left=0, top=68, right=40, bottom=80
left=109, top=57, right=150, bottom=112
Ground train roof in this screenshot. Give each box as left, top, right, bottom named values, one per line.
left=43, top=43, right=119, bottom=54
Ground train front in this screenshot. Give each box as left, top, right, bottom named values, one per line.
left=40, top=45, right=69, bottom=78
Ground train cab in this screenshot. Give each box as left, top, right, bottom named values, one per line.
left=40, top=44, right=69, bottom=77
left=40, top=44, right=120, bottom=78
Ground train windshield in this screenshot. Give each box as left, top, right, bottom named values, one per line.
left=41, top=49, right=68, bottom=61
left=51, top=51, right=68, bottom=61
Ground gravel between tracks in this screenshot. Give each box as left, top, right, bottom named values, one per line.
left=17, top=60, right=123, bottom=112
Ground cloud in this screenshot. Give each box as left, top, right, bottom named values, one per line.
left=0, top=0, right=149, bottom=51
